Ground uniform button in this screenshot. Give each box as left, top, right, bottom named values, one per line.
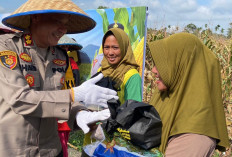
left=61, top=109, right=66, bottom=112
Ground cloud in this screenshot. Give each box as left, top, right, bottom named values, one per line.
left=90, top=0, right=126, bottom=9
left=167, top=0, right=198, bottom=13
left=73, top=0, right=232, bottom=30
left=192, top=0, right=232, bottom=22
left=151, top=0, right=231, bottom=29
left=125, top=0, right=164, bottom=28
left=127, top=0, right=160, bottom=8
left=197, top=6, right=211, bottom=16
left=78, top=2, right=86, bottom=9
left=211, top=0, right=232, bottom=13
left=0, top=13, right=10, bottom=27
left=89, top=0, right=160, bottom=10
left=0, top=6, right=5, bottom=13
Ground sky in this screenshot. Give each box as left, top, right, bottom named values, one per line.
left=0, top=0, right=231, bottom=33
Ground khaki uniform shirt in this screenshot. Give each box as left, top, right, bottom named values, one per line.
left=0, top=32, right=84, bottom=156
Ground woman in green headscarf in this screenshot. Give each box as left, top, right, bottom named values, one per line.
left=148, top=33, right=229, bottom=156
left=83, top=28, right=142, bottom=146
left=101, top=27, right=142, bottom=104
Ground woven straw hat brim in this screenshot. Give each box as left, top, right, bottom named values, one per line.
left=2, top=0, right=96, bottom=34
left=58, top=43, right=83, bottom=50
left=58, top=34, right=83, bottom=50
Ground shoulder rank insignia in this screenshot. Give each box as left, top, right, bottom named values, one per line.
left=0, top=50, right=17, bottom=70
left=20, top=53, right=32, bottom=62
left=53, top=59, right=66, bottom=66
left=24, top=34, right=33, bottom=46
left=25, top=74, right=35, bottom=87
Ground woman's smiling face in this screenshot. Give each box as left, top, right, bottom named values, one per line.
left=152, top=66, right=168, bottom=91
left=103, top=35, right=122, bottom=65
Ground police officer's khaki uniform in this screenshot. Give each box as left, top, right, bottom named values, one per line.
left=0, top=32, right=84, bottom=156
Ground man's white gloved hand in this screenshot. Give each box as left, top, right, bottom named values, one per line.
left=76, top=109, right=110, bottom=134
left=71, top=73, right=118, bottom=108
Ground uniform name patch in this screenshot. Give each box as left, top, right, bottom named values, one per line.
left=0, top=50, right=17, bottom=70
left=20, top=53, right=32, bottom=62
left=25, top=74, right=35, bottom=87
left=20, top=64, right=37, bottom=71
left=53, top=59, right=66, bottom=66
left=52, top=67, right=65, bottom=73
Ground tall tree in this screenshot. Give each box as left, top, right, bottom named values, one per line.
left=215, top=24, right=220, bottom=32
left=184, top=23, right=197, bottom=34
left=221, top=28, right=224, bottom=34
left=227, top=23, right=232, bottom=38
left=98, top=6, right=108, bottom=9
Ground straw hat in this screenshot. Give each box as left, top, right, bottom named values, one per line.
left=2, top=0, right=96, bottom=34
left=58, top=34, right=83, bottom=50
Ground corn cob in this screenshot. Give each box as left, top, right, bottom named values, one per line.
left=133, top=37, right=144, bottom=76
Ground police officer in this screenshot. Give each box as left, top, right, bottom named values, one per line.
left=0, top=0, right=117, bottom=156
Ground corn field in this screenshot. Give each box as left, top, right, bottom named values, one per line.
left=143, top=28, right=232, bottom=157
left=69, top=28, right=232, bottom=157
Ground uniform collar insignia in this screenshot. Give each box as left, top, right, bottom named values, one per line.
left=53, top=59, right=66, bottom=66
left=25, top=74, right=35, bottom=87
left=20, top=52, right=32, bottom=62
left=24, top=33, right=34, bottom=46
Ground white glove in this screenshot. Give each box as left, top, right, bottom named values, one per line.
left=72, top=73, right=118, bottom=108
left=76, top=109, right=110, bottom=134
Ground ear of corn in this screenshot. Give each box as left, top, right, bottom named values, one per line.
left=133, top=37, right=144, bottom=76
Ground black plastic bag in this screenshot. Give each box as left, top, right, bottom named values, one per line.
left=102, top=99, right=162, bottom=150
left=101, top=98, right=120, bottom=135
left=93, top=73, right=162, bottom=150
left=115, top=100, right=162, bottom=150
left=94, top=74, right=118, bottom=92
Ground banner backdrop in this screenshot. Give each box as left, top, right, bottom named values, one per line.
left=69, top=6, right=148, bottom=94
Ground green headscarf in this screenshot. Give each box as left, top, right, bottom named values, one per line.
left=148, top=33, right=229, bottom=153
left=101, top=28, right=139, bottom=88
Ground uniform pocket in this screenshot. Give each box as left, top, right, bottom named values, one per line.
left=53, top=73, right=65, bottom=90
